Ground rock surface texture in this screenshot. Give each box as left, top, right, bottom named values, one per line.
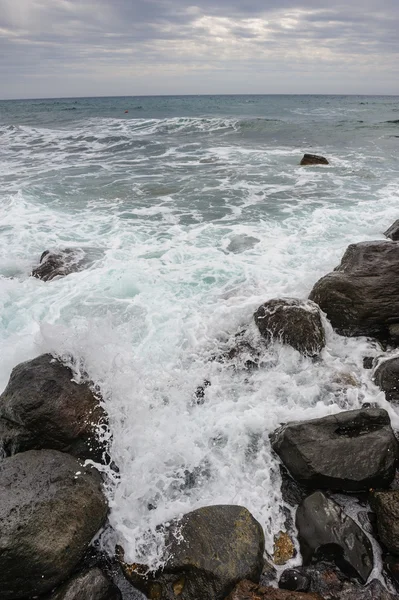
left=374, top=357, right=399, bottom=404
left=0, top=449, right=108, bottom=599
left=309, top=241, right=399, bottom=341
left=254, top=298, right=325, bottom=357
left=121, top=505, right=265, bottom=600
left=300, top=154, right=329, bottom=166
left=224, top=580, right=323, bottom=599
left=371, top=491, right=399, bottom=556
left=271, top=408, right=397, bottom=492
left=0, top=354, right=106, bottom=461
left=46, top=568, right=122, bottom=600
left=384, top=220, right=399, bottom=241
left=296, top=491, right=373, bottom=583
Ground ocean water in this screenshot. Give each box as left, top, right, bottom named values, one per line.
left=1, top=95, right=399, bottom=571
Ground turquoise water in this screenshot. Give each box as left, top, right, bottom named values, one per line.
left=1, top=95, right=399, bottom=569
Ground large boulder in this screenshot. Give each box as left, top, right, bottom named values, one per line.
left=384, top=220, right=399, bottom=242
left=0, top=354, right=107, bottom=461
left=254, top=299, right=325, bottom=357
left=0, top=449, right=108, bottom=599
left=224, top=580, right=323, bottom=599
left=371, top=491, right=399, bottom=555
left=309, top=241, right=399, bottom=342
left=271, top=408, right=397, bottom=492
left=296, top=491, right=373, bottom=583
left=374, top=357, right=399, bottom=403
left=120, top=505, right=265, bottom=600
left=46, top=568, right=122, bottom=600
left=300, top=154, right=329, bottom=166
left=32, top=248, right=87, bottom=281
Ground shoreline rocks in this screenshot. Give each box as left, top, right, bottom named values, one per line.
left=374, top=356, right=399, bottom=404
left=225, top=580, right=323, bottom=599
left=45, top=568, right=122, bottom=600
left=32, top=248, right=86, bottom=281
left=371, top=491, right=399, bottom=556
left=300, top=154, right=329, bottom=166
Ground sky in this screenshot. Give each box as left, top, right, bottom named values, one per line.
left=1, top=0, right=399, bottom=99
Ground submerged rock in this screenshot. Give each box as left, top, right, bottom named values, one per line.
left=0, top=354, right=107, bottom=461
left=371, top=491, right=399, bottom=555
left=224, top=580, right=323, bottom=599
left=226, top=235, right=260, bottom=254
left=254, top=298, right=325, bottom=357
left=32, top=248, right=87, bottom=281
left=309, top=240, right=399, bottom=342
left=296, top=491, right=373, bottom=583
left=120, top=505, right=265, bottom=600
left=384, top=220, right=399, bottom=241
left=46, top=568, right=122, bottom=600
left=374, top=356, right=399, bottom=404
left=300, top=154, right=329, bottom=166
left=0, top=449, right=108, bottom=599
left=271, top=408, right=397, bottom=492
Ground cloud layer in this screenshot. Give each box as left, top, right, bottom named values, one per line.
left=1, top=0, right=399, bottom=98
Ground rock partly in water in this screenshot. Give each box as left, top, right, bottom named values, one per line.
left=0, top=449, right=108, bottom=599
left=0, top=354, right=107, bottom=461
left=32, top=248, right=88, bottom=281
left=273, top=532, right=296, bottom=566
left=271, top=408, right=397, bottom=492
left=46, top=568, right=122, bottom=600
left=254, top=298, right=325, bottom=357
left=296, top=491, right=373, bottom=583
left=300, top=154, right=329, bottom=166
left=371, top=491, right=399, bottom=556
left=309, top=241, right=399, bottom=342
left=120, top=505, right=265, bottom=600
left=384, top=220, right=399, bottom=242
left=374, top=357, right=399, bottom=404
left=226, top=235, right=260, bottom=254
left=224, top=580, right=323, bottom=599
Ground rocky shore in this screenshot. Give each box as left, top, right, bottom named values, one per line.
left=3, top=214, right=399, bottom=599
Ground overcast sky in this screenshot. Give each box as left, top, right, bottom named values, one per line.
left=1, top=0, right=399, bottom=99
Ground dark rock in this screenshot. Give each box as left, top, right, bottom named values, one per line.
left=193, top=380, right=211, bottom=405
left=384, top=555, right=399, bottom=590
left=120, top=505, right=265, bottom=600
left=309, top=241, right=399, bottom=342
left=260, top=559, right=277, bottom=587
left=0, top=449, right=108, bottom=599
left=296, top=491, right=373, bottom=583
left=254, top=298, right=325, bottom=357
left=363, top=357, right=375, bottom=370
left=384, top=220, right=399, bottom=242
left=280, top=465, right=307, bottom=507
left=279, top=569, right=311, bottom=592
left=271, top=408, right=398, bottom=492
left=0, top=354, right=107, bottom=461
left=300, top=154, right=329, bottom=166
left=339, top=579, right=397, bottom=600
left=46, top=568, right=122, bottom=600
left=32, top=248, right=87, bottom=281
left=374, top=357, right=399, bottom=404
left=224, top=580, right=323, bottom=599
left=371, top=491, right=399, bottom=555
left=226, top=235, right=260, bottom=254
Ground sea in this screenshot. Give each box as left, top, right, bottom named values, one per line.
left=1, top=95, right=399, bottom=575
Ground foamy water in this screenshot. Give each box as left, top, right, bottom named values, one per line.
left=1, top=95, right=399, bottom=571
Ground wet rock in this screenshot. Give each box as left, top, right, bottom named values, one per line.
left=32, top=248, right=87, bottom=281
left=254, top=298, right=325, bottom=357
left=46, top=568, right=122, bottom=600
left=193, top=380, right=211, bottom=405
left=300, top=154, right=329, bottom=166
left=0, top=354, right=107, bottom=461
left=371, top=490, right=399, bottom=555
left=296, top=491, right=373, bottom=583
left=226, top=235, right=260, bottom=254
left=224, top=580, right=323, bottom=599
left=279, top=568, right=311, bottom=592
left=339, top=579, right=397, bottom=600
left=374, top=357, right=399, bottom=404
left=384, top=220, right=399, bottom=242
left=280, top=465, right=307, bottom=507
left=0, top=449, right=108, bottom=599
left=120, top=505, right=265, bottom=600
left=363, top=357, right=375, bottom=369
left=384, top=555, right=399, bottom=590
left=309, top=241, right=399, bottom=342
left=271, top=408, right=397, bottom=492
left=273, top=532, right=296, bottom=565
left=260, top=559, right=278, bottom=587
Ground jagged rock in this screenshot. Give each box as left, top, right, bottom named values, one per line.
left=309, top=241, right=399, bottom=342
left=0, top=449, right=108, bottom=599
left=374, top=357, right=399, bottom=404
left=0, top=354, right=107, bottom=461
left=384, top=220, right=399, bottom=241
left=120, top=505, right=265, bottom=600
left=254, top=298, right=325, bottom=357
left=296, top=491, right=373, bottom=583
left=224, top=580, right=323, bottom=599
left=371, top=491, right=399, bottom=555
left=271, top=408, right=397, bottom=492
left=300, top=154, right=329, bottom=166
left=32, top=248, right=86, bottom=281
left=45, top=568, right=122, bottom=600
left=273, top=532, right=296, bottom=565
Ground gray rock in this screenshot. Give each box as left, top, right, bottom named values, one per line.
left=296, top=491, right=373, bottom=583
left=46, top=568, right=122, bottom=600
left=384, top=220, right=399, bottom=242
left=32, top=248, right=87, bottom=281
left=371, top=491, right=399, bottom=555
left=254, top=298, right=325, bottom=357
left=309, top=241, right=399, bottom=341
left=374, top=357, right=399, bottom=404
left=271, top=408, right=398, bottom=492
left=226, top=235, right=260, bottom=254
left=0, top=354, right=107, bottom=461
left=225, top=580, right=323, bottom=599
left=300, top=154, right=329, bottom=166
left=120, top=505, right=265, bottom=600
left=0, top=449, right=108, bottom=599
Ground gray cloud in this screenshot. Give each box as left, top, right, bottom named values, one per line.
left=0, top=0, right=398, bottom=98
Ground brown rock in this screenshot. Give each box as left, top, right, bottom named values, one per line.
left=273, top=532, right=296, bottom=566
left=225, top=580, right=323, bottom=599
left=371, top=490, right=399, bottom=555
left=300, top=154, right=329, bottom=166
